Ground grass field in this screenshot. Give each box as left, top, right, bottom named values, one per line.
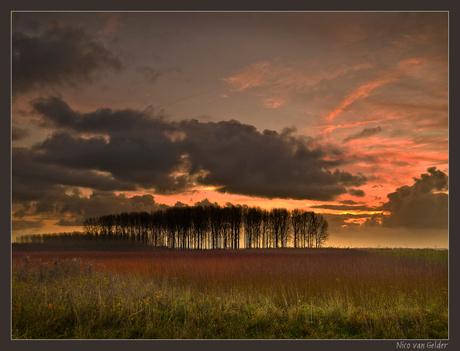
left=11, top=246, right=448, bottom=339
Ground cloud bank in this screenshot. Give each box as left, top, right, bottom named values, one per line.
left=12, top=21, right=122, bottom=95
left=13, top=97, right=369, bottom=215
left=312, top=167, right=448, bottom=232
left=12, top=126, right=29, bottom=141
left=379, top=167, right=448, bottom=229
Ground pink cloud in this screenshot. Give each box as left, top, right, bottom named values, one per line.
left=323, top=57, right=435, bottom=122
left=223, top=59, right=374, bottom=109
left=315, top=116, right=401, bottom=136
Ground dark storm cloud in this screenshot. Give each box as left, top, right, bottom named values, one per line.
left=12, top=126, right=29, bottom=141
left=379, top=167, right=448, bottom=229
left=29, top=131, right=189, bottom=194
left=20, top=96, right=368, bottom=202
left=56, top=191, right=169, bottom=220
left=12, top=189, right=170, bottom=229
left=339, top=200, right=364, bottom=205
left=322, top=213, right=371, bottom=230
left=31, top=96, right=175, bottom=136
left=55, top=219, right=82, bottom=226
left=342, top=126, right=382, bottom=144
left=194, top=198, right=219, bottom=207
left=12, top=220, right=45, bottom=231
left=13, top=147, right=137, bottom=204
left=179, top=119, right=367, bottom=200
left=23, top=19, right=41, bottom=31
left=364, top=213, right=385, bottom=227
left=348, top=188, right=366, bottom=197
left=12, top=21, right=122, bottom=95
left=310, top=204, right=376, bottom=212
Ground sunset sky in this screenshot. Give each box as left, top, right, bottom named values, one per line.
left=11, top=11, right=449, bottom=248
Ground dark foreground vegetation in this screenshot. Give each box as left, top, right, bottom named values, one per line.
left=12, top=239, right=448, bottom=339
left=82, top=205, right=330, bottom=249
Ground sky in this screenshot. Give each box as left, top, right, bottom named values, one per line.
left=11, top=11, right=449, bottom=248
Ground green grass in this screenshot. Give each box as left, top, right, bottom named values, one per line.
left=362, top=248, right=448, bottom=263
left=12, top=248, right=448, bottom=339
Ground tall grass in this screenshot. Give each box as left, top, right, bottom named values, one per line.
left=12, top=248, right=448, bottom=339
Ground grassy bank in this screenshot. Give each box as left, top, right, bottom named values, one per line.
left=12, top=248, right=448, bottom=339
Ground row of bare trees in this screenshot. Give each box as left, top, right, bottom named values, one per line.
left=82, top=204, right=329, bottom=249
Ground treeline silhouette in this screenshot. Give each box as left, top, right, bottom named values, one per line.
left=16, top=232, right=90, bottom=244
left=13, top=231, right=154, bottom=252
left=82, top=204, right=329, bottom=249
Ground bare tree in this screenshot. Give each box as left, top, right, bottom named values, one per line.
left=315, top=214, right=329, bottom=248
left=291, top=209, right=303, bottom=248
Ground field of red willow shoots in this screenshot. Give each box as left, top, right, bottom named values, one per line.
left=12, top=247, right=448, bottom=339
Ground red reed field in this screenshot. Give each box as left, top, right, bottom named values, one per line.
left=12, top=247, right=448, bottom=339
